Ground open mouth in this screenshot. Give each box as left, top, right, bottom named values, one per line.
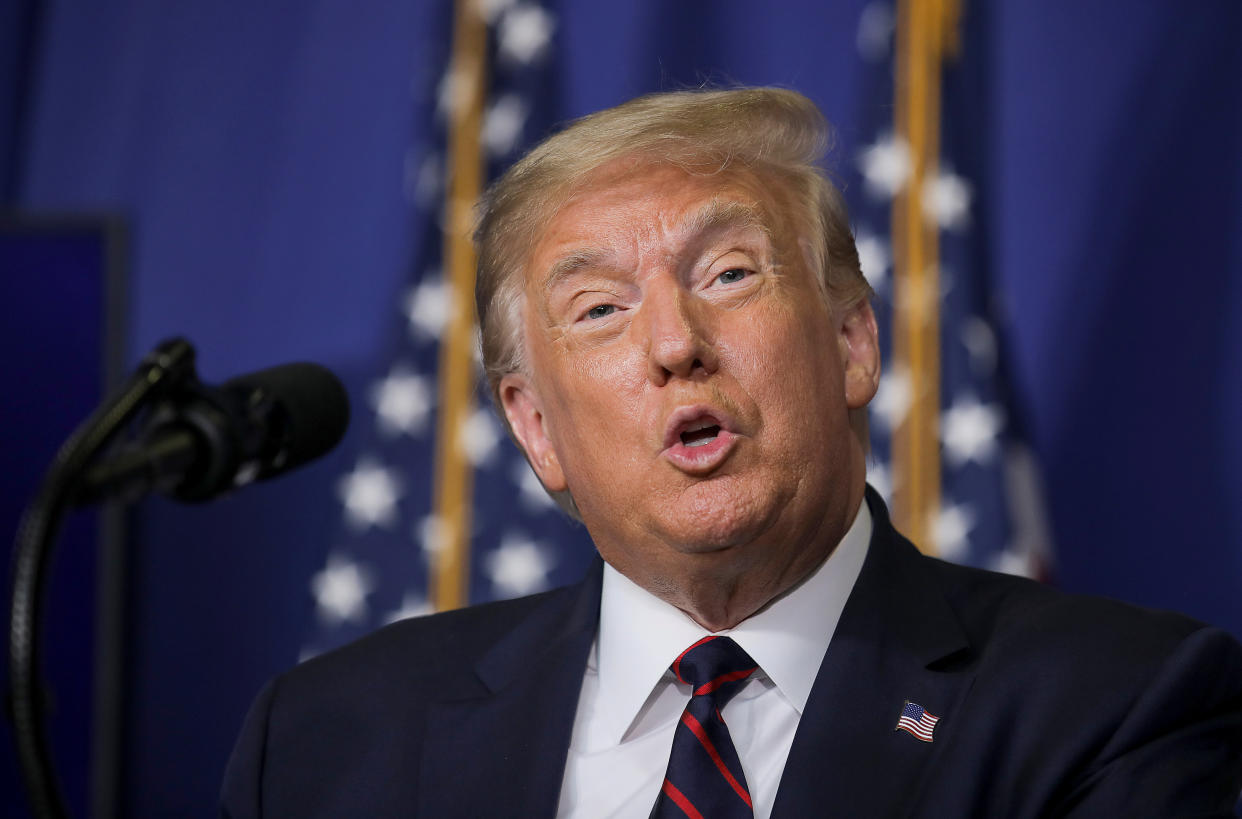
left=679, top=421, right=722, bottom=448
left=662, top=406, right=737, bottom=473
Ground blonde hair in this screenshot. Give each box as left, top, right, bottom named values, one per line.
left=473, top=87, right=873, bottom=516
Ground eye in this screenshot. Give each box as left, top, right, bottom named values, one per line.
left=715, top=268, right=749, bottom=285
left=584, top=304, right=616, bottom=320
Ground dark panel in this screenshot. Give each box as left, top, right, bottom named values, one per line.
left=0, top=215, right=126, bottom=819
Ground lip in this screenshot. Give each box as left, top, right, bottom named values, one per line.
left=661, top=404, right=740, bottom=475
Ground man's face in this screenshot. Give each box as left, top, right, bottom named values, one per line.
left=500, top=159, right=879, bottom=595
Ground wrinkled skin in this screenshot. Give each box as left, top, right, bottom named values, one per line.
left=500, top=158, right=880, bottom=630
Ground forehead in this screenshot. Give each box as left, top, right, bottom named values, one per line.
left=526, top=159, right=793, bottom=284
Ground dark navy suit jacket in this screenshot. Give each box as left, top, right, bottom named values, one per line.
left=221, top=493, right=1242, bottom=817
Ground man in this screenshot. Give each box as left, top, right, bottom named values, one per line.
left=222, top=89, right=1242, bottom=817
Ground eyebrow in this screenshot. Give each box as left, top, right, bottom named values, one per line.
left=541, top=247, right=617, bottom=292
left=539, top=197, right=775, bottom=292
left=682, top=197, right=773, bottom=243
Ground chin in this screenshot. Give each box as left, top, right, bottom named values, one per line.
left=653, top=478, right=784, bottom=553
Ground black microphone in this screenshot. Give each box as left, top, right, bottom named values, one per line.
left=76, top=361, right=350, bottom=505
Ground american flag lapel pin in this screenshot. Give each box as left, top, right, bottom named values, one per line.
left=895, top=700, right=940, bottom=742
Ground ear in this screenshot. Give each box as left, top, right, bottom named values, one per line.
left=499, top=373, right=567, bottom=492
left=838, top=300, right=881, bottom=410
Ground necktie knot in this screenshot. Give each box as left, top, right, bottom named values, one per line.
left=671, top=636, right=758, bottom=707
left=653, top=635, right=759, bottom=818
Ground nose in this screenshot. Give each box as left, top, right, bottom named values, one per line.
left=635, top=281, right=719, bottom=386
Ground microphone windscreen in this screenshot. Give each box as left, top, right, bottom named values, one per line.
left=224, top=362, right=350, bottom=474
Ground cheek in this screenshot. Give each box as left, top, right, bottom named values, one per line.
left=735, top=294, right=836, bottom=371
left=552, top=324, right=644, bottom=384
left=540, top=348, right=649, bottom=466
left=727, top=303, right=843, bottom=439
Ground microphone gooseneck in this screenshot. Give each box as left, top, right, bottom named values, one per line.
left=8, top=338, right=350, bottom=818
left=76, top=360, right=349, bottom=505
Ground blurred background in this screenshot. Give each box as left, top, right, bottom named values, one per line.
left=3, top=0, right=1240, bottom=815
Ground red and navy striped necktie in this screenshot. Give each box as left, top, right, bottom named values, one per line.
left=651, top=635, right=759, bottom=819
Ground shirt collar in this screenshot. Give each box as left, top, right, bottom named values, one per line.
left=593, top=498, right=872, bottom=744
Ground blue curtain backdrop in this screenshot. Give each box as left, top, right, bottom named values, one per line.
left=3, top=1, right=1240, bottom=816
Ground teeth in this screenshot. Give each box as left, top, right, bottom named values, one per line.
left=679, top=421, right=722, bottom=448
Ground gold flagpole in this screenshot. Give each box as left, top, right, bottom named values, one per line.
left=891, top=0, right=961, bottom=554
left=431, top=0, right=488, bottom=611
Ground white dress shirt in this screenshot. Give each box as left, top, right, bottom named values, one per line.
left=556, top=500, right=872, bottom=818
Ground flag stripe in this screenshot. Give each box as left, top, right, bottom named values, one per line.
left=896, top=717, right=937, bottom=741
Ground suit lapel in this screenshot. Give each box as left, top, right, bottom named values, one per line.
left=414, top=493, right=974, bottom=817
left=417, top=562, right=602, bottom=818
left=772, top=491, right=975, bottom=818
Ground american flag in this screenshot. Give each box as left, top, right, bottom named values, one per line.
left=849, top=1, right=1052, bottom=574
left=300, top=0, right=594, bottom=658
left=895, top=700, right=940, bottom=742
left=300, top=0, right=1055, bottom=659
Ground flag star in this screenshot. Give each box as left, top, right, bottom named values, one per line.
left=514, top=459, right=556, bottom=511
left=404, top=151, right=443, bottom=208
left=370, top=365, right=433, bottom=437
left=933, top=501, right=976, bottom=562
left=458, top=407, right=500, bottom=466
left=922, top=170, right=972, bottom=231
left=311, top=554, right=375, bottom=625
left=498, top=4, right=554, bottom=64
left=437, top=66, right=479, bottom=118
left=959, top=316, right=998, bottom=375
left=485, top=534, right=553, bottom=597
left=475, top=0, right=517, bottom=24
left=337, top=458, right=403, bottom=530
left=856, top=1, right=895, bottom=62
left=855, top=231, right=891, bottom=293
left=483, top=94, right=528, bottom=157
left=990, top=549, right=1037, bottom=579
left=941, top=396, right=1005, bottom=467
left=858, top=134, right=912, bottom=199
left=870, top=367, right=912, bottom=432
left=384, top=590, right=433, bottom=623
left=418, top=514, right=455, bottom=558
left=404, top=275, right=453, bottom=340
left=866, top=459, right=892, bottom=501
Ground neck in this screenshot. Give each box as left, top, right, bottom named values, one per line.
left=609, top=481, right=866, bottom=632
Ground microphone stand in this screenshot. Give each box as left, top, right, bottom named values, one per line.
left=7, top=338, right=197, bottom=819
